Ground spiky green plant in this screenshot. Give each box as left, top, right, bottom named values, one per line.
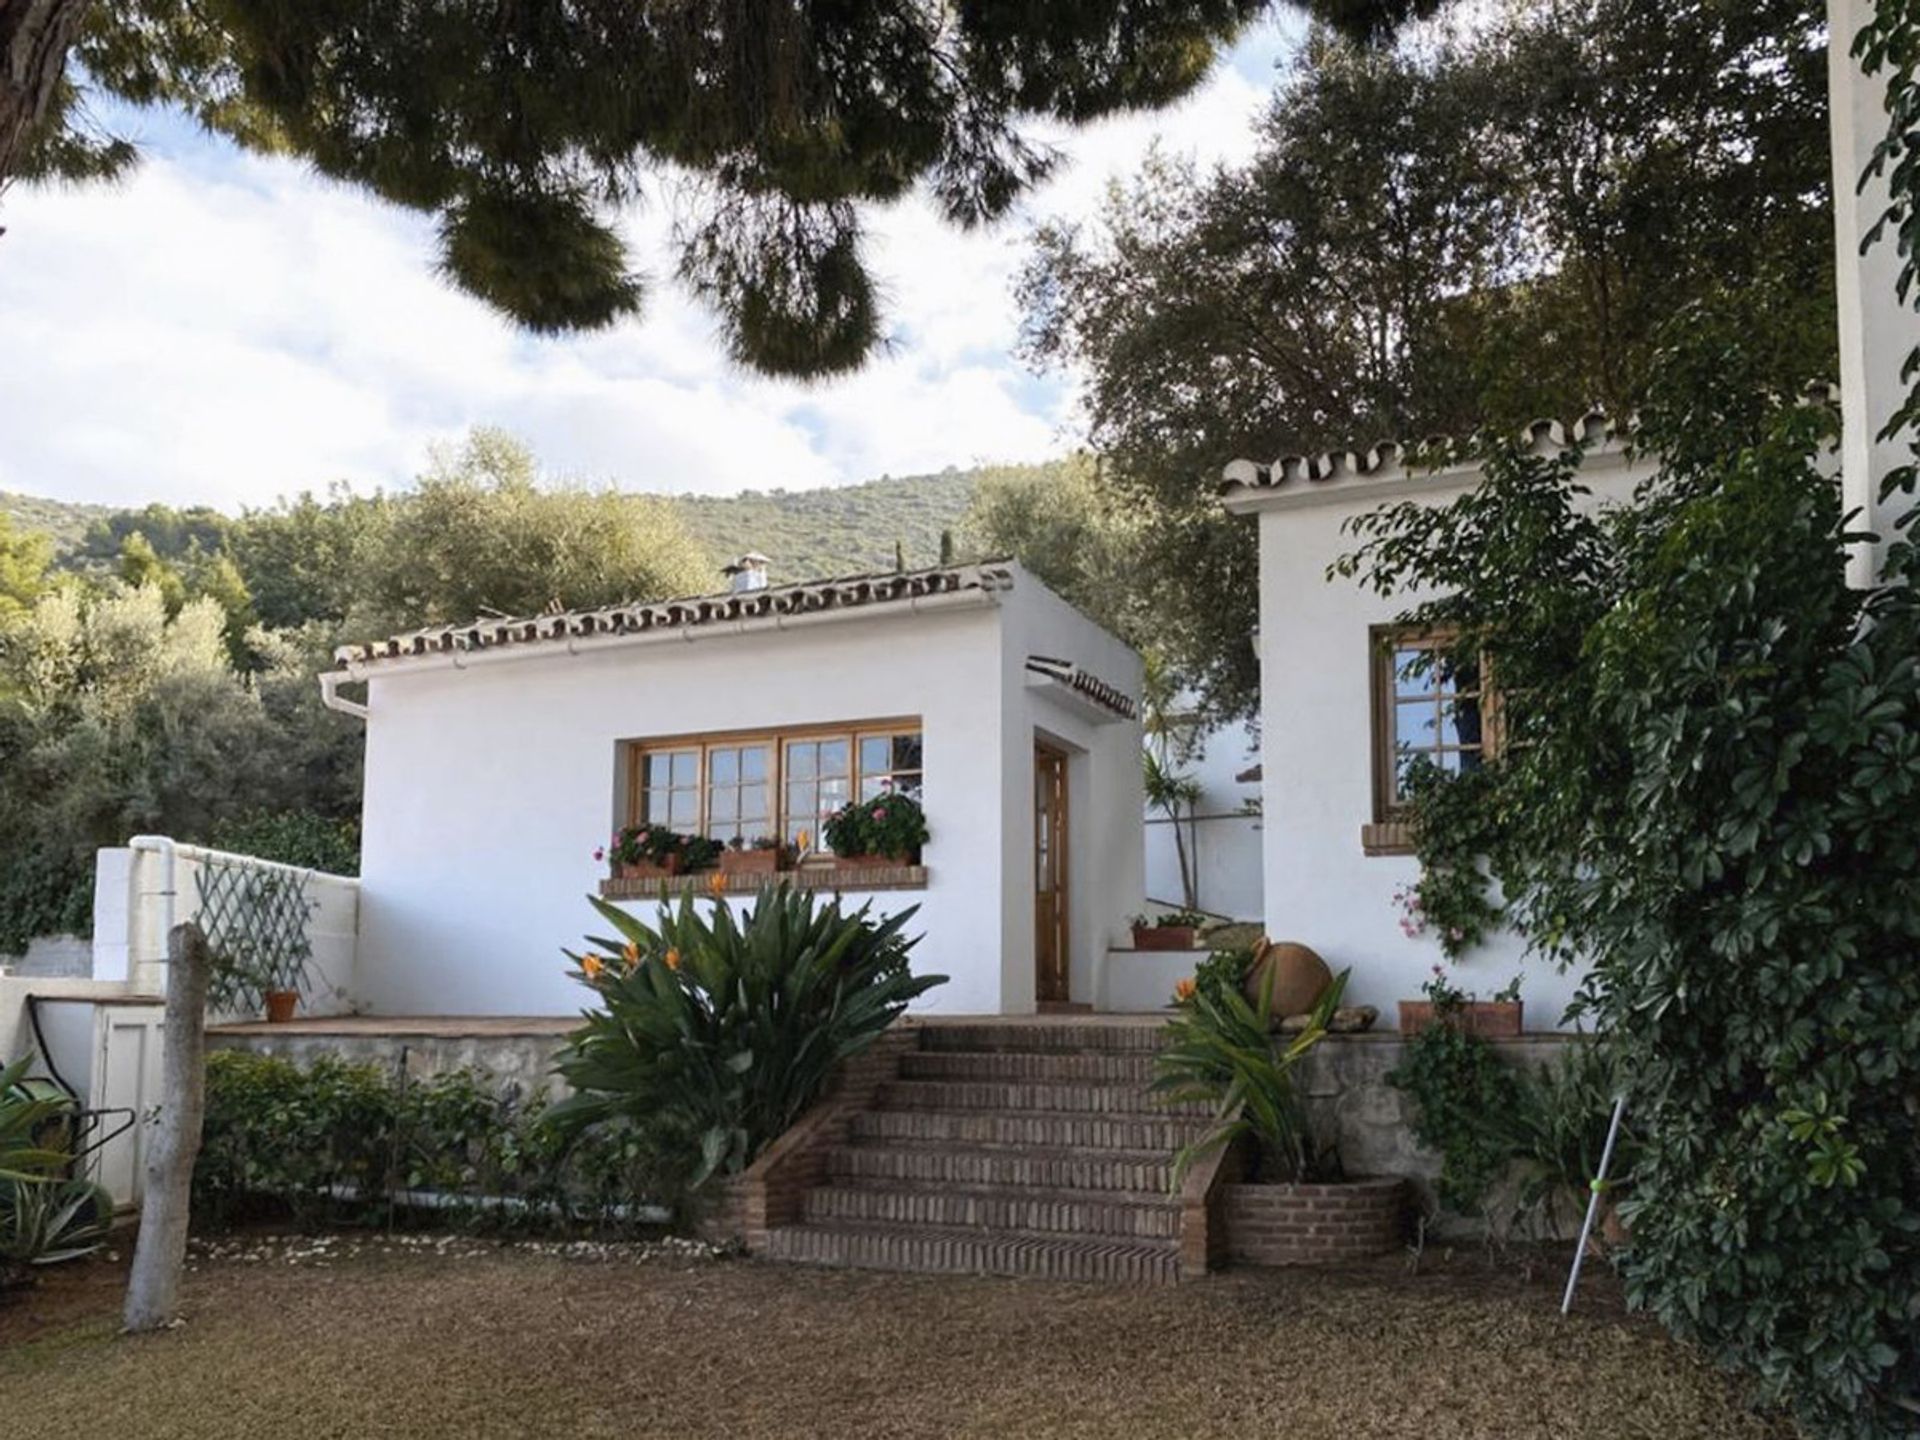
left=551, top=885, right=944, bottom=1188
left=0, top=1056, right=73, bottom=1184
left=1152, top=967, right=1348, bottom=1189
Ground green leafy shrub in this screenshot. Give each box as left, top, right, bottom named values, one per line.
left=1178, top=945, right=1254, bottom=1007
left=209, top=809, right=361, bottom=876
left=553, top=885, right=943, bottom=1186
left=1152, top=966, right=1348, bottom=1187
left=1341, top=311, right=1920, bottom=1436
left=1386, top=1020, right=1519, bottom=1213
left=194, top=1051, right=681, bottom=1233
left=1477, top=1043, right=1633, bottom=1239
left=821, top=790, right=929, bottom=861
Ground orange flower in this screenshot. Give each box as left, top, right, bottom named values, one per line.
left=581, top=954, right=605, bottom=979
left=622, top=942, right=639, bottom=970
left=795, top=829, right=811, bottom=852
left=1174, top=977, right=1196, bottom=1003
left=707, top=869, right=728, bottom=898
left=663, top=947, right=682, bottom=971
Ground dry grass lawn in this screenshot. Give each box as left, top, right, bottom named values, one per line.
left=0, top=1232, right=1791, bottom=1439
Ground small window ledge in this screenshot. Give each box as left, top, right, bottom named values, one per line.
left=599, top=863, right=928, bottom=901
left=1360, top=821, right=1415, bottom=857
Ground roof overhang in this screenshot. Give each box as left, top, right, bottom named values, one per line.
left=331, top=563, right=1017, bottom=681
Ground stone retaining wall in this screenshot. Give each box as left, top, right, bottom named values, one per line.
left=205, top=1026, right=572, bottom=1098
left=1295, top=1032, right=1585, bottom=1236
left=1222, top=1177, right=1409, bottom=1265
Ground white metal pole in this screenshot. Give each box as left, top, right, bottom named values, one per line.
left=1561, top=1094, right=1627, bottom=1317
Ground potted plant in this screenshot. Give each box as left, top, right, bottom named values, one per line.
left=718, top=835, right=787, bottom=876
left=822, top=789, right=929, bottom=867
left=1397, top=967, right=1523, bottom=1038
left=1154, top=966, right=1410, bottom=1264
left=1131, top=909, right=1206, bottom=951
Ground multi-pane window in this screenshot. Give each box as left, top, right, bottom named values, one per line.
left=1372, top=630, right=1490, bottom=819
left=639, top=748, right=701, bottom=830
left=705, top=742, right=773, bottom=844
left=628, top=722, right=923, bottom=852
left=858, top=732, right=924, bottom=800
left=783, top=737, right=851, bottom=847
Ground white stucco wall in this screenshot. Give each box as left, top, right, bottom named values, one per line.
left=1830, top=0, right=1920, bottom=584
left=352, top=569, right=1144, bottom=1017
left=1145, top=715, right=1262, bottom=919
left=1245, top=454, right=1652, bottom=1030
left=999, top=580, right=1148, bottom=1011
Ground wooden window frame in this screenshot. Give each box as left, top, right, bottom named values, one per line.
left=625, top=716, right=923, bottom=851
left=1364, top=626, right=1498, bottom=856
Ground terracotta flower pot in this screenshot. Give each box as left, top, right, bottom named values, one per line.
left=1244, top=941, right=1333, bottom=1024
left=1132, top=924, right=1199, bottom=951
left=836, top=852, right=910, bottom=869
left=719, top=848, right=782, bottom=876
left=264, top=990, right=299, bottom=1024
left=617, top=855, right=680, bottom=880
left=1396, top=999, right=1523, bottom=1038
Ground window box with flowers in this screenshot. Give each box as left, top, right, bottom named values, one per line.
left=601, top=826, right=724, bottom=880
left=822, top=788, right=929, bottom=867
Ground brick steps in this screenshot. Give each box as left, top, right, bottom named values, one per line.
left=878, top=1078, right=1207, bottom=1118
left=828, top=1140, right=1175, bottom=1194
left=898, top=1050, right=1159, bottom=1084
left=805, top=1181, right=1178, bottom=1239
left=913, top=1023, right=1171, bottom=1054
left=762, top=1221, right=1181, bottom=1285
left=850, top=1106, right=1207, bottom=1152
left=765, top=1019, right=1193, bottom=1285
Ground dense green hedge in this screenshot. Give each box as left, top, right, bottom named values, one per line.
left=196, top=1051, right=687, bottom=1234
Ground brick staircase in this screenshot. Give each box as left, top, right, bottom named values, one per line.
left=761, top=1019, right=1206, bottom=1284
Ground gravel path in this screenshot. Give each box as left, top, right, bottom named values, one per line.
left=0, top=1233, right=1793, bottom=1439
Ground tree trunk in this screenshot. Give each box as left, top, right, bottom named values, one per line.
left=0, top=0, right=90, bottom=186
left=122, top=921, right=211, bottom=1333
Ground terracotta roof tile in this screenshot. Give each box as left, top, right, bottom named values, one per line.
left=336, top=562, right=1018, bottom=669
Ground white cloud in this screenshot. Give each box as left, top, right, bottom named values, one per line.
left=0, top=21, right=1290, bottom=511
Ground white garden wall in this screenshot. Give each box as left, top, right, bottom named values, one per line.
left=91, top=843, right=360, bottom=1018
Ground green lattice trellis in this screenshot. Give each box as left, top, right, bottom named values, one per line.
left=196, top=859, right=315, bottom=1013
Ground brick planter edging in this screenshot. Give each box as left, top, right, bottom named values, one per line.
left=696, top=1027, right=917, bottom=1250
left=1222, top=1177, right=1409, bottom=1266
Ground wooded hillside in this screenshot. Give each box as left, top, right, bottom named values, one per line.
left=2, top=468, right=982, bottom=592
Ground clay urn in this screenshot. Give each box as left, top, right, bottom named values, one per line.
left=1244, top=939, right=1333, bottom=1026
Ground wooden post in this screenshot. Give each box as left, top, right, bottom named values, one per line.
left=122, top=921, right=212, bottom=1333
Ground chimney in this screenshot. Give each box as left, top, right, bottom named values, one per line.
left=723, top=552, right=771, bottom=594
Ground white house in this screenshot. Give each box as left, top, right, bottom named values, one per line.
left=1221, top=421, right=1663, bottom=1028
left=316, top=560, right=1146, bottom=1017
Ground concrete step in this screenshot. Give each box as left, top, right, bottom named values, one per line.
left=878, top=1078, right=1209, bottom=1118
left=851, top=1106, right=1209, bottom=1152
left=899, top=1050, right=1160, bottom=1084
left=762, top=1221, right=1181, bottom=1285
left=914, top=1022, right=1171, bottom=1054
left=804, top=1182, right=1178, bottom=1239
left=828, top=1140, right=1176, bottom=1195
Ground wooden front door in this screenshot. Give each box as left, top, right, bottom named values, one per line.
left=1034, top=742, right=1070, bottom=1004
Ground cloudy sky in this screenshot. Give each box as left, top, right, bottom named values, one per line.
left=0, top=22, right=1298, bottom=512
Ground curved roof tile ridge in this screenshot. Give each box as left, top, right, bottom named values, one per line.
left=1224, top=387, right=1839, bottom=499
left=334, top=560, right=1020, bottom=668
